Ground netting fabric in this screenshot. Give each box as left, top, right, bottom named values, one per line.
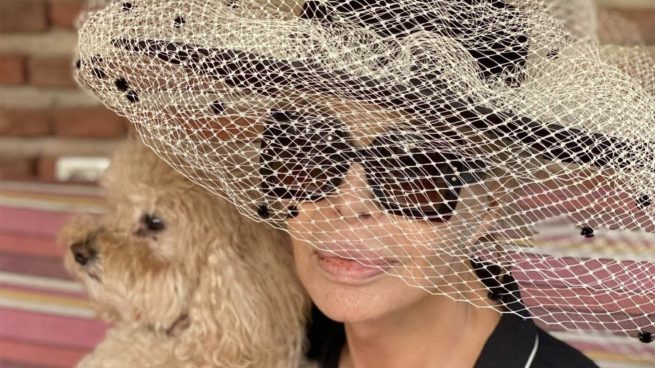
left=74, top=0, right=654, bottom=352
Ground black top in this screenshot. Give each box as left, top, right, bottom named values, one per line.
left=304, top=304, right=599, bottom=368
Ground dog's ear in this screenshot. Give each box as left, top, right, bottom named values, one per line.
left=100, top=138, right=150, bottom=190
left=175, top=223, right=310, bottom=365
left=177, top=247, right=262, bottom=361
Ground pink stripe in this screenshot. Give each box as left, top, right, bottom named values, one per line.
left=0, top=232, right=63, bottom=259
left=472, top=252, right=655, bottom=294
left=513, top=184, right=655, bottom=232
left=0, top=308, right=107, bottom=349
left=519, top=284, right=655, bottom=315
left=0, top=251, right=73, bottom=280
left=0, top=338, right=88, bottom=368
left=512, top=255, right=655, bottom=292
left=0, top=207, right=74, bottom=237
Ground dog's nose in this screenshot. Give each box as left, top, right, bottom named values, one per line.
left=71, top=241, right=96, bottom=266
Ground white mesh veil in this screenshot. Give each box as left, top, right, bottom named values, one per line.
left=74, top=0, right=654, bottom=360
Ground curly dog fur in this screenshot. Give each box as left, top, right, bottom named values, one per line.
left=59, top=139, right=311, bottom=367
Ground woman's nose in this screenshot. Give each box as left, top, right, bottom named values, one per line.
left=328, top=162, right=382, bottom=221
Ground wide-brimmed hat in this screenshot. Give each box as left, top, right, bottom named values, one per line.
left=74, top=0, right=654, bottom=355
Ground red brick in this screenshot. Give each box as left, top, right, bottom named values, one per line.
left=53, top=107, right=129, bottom=138
left=27, top=56, right=78, bottom=88
left=0, top=0, right=48, bottom=33
left=0, top=109, right=52, bottom=136
left=49, top=0, right=84, bottom=29
left=621, top=9, right=655, bottom=44
left=0, top=154, right=38, bottom=180
left=37, top=155, right=58, bottom=181
left=0, top=54, right=27, bottom=85
left=600, top=7, right=655, bottom=44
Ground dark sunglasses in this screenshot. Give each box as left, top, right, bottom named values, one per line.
left=259, top=110, right=485, bottom=222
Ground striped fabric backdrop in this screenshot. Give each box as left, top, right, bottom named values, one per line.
left=0, top=180, right=653, bottom=367
left=0, top=182, right=108, bottom=368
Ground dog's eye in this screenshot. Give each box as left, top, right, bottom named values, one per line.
left=141, top=214, right=166, bottom=232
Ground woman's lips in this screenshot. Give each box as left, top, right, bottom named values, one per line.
left=314, top=249, right=397, bottom=284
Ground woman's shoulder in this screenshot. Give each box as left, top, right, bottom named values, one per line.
left=475, top=312, right=599, bottom=368
left=303, top=304, right=599, bottom=368
left=531, top=328, right=599, bottom=368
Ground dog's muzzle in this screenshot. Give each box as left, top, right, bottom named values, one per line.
left=70, top=239, right=97, bottom=266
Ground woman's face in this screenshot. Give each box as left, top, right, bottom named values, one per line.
left=287, top=159, right=496, bottom=323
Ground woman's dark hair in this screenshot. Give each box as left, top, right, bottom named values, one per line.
left=469, top=257, right=530, bottom=318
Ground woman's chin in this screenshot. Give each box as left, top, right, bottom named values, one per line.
left=298, top=252, right=411, bottom=323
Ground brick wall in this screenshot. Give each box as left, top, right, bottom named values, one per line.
left=0, top=0, right=653, bottom=183
left=0, top=0, right=128, bottom=182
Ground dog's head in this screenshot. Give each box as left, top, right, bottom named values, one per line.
left=60, top=140, right=310, bottom=363
left=59, top=140, right=228, bottom=333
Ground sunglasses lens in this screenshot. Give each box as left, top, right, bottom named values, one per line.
left=369, top=133, right=462, bottom=220
left=260, top=112, right=349, bottom=199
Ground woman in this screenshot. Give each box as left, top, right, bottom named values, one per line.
left=292, top=161, right=597, bottom=367
left=276, top=97, right=598, bottom=367
left=74, top=0, right=654, bottom=366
